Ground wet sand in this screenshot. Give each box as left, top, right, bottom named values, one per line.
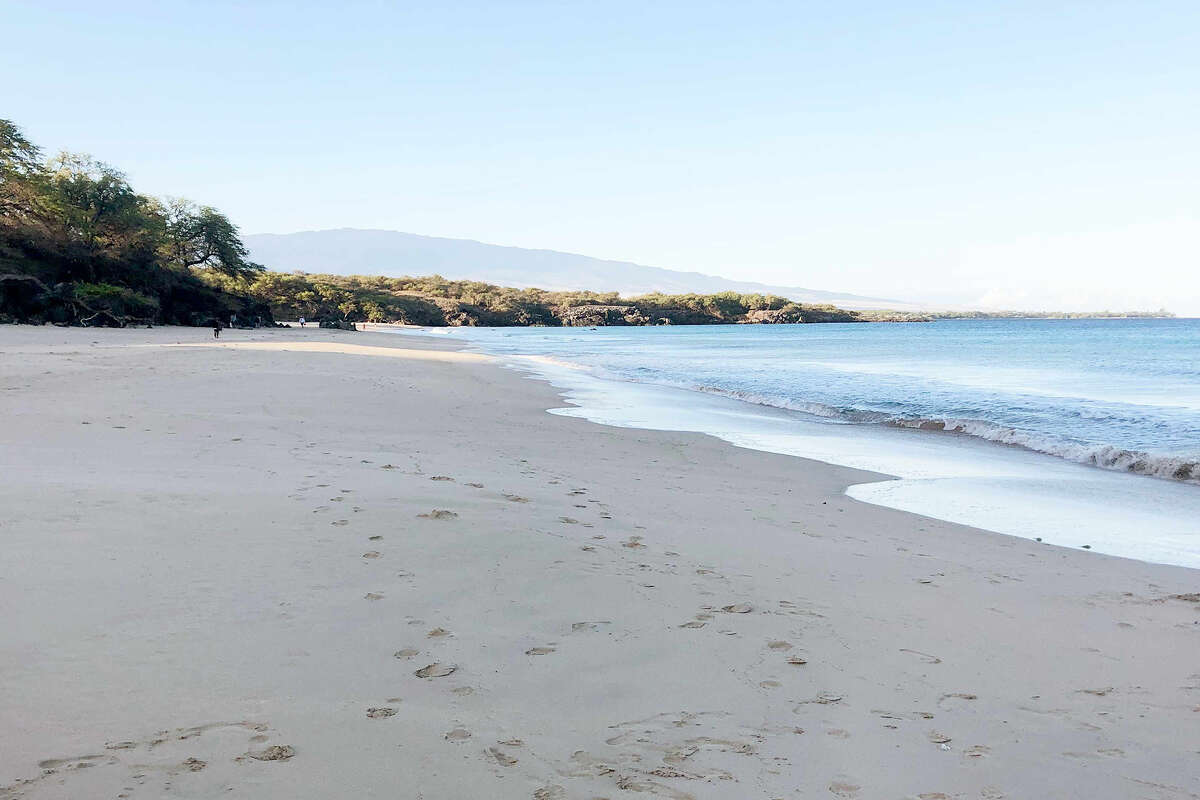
left=1, top=325, right=1197, bottom=799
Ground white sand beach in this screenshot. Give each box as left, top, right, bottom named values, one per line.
left=1, top=325, right=1197, bottom=800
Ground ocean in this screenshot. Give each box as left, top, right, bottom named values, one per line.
left=397, top=318, right=1200, bottom=569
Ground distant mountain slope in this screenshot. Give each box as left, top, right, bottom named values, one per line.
left=244, top=229, right=918, bottom=311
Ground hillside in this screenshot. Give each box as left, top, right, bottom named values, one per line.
left=202, top=271, right=914, bottom=327
left=243, top=228, right=920, bottom=311
left=0, top=119, right=268, bottom=326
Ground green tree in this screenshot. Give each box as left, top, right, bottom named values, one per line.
left=160, top=197, right=263, bottom=278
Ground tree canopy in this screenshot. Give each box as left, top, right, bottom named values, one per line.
left=1, top=118, right=267, bottom=325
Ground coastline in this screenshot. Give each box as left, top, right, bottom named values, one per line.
left=2, top=325, right=1198, bottom=799
left=404, top=322, right=1200, bottom=570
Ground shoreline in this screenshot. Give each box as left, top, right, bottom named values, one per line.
left=395, top=324, right=1200, bottom=570
left=2, top=325, right=1198, bottom=799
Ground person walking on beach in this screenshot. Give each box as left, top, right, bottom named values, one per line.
left=212, top=319, right=221, bottom=338
left=299, top=316, right=306, bottom=328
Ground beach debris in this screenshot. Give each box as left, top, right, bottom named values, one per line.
left=1170, top=593, right=1200, bottom=602
left=525, top=646, right=556, bottom=655
left=418, top=510, right=458, bottom=520
left=415, top=663, right=457, bottom=678
left=1081, top=544, right=1092, bottom=549
left=722, top=603, right=753, bottom=614
left=380, top=464, right=396, bottom=470
left=248, top=745, right=295, bottom=761
left=366, top=707, right=397, bottom=719
left=900, top=648, right=943, bottom=664
left=368, top=535, right=383, bottom=540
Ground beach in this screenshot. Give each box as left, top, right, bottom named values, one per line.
left=2, top=325, right=1197, bottom=800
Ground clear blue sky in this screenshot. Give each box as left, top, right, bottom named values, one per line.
left=5, top=0, right=1199, bottom=311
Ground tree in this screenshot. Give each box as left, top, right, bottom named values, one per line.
left=161, top=197, right=263, bottom=278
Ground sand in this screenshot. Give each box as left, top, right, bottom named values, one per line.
left=1, top=324, right=1197, bottom=800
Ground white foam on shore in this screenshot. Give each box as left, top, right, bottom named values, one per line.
left=501, top=352, right=1200, bottom=570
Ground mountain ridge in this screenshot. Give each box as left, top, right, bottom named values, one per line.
left=243, top=228, right=922, bottom=311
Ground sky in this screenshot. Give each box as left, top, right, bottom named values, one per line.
left=4, top=0, right=1198, bottom=313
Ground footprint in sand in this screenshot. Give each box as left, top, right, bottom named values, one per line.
left=504, top=494, right=529, bottom=503
left=485, top=746, right=518, bottom=766
left=394, top=648, right=420, bottom=659
left=525, top=646, right=556, bottom=655
left=362, top=551, right=382, bottom=559
left=368, top=535, right=383, bottom=541
left=366, top=707, right=397, bottom=719
left=465, top=482, right=484, bottom=488
left=768, top=640, right=793, bottom=650
left=364, top=592, right=384, bottom=601
left=622, top=536, right=646, bottom=549
left=679, top=621, right=706, bottom=629
left=248, top=745, right=295, bottom=761
left=419, top=510, right=458, bottom=520
left=430, top=476, right=455, bottom=482
left=558, top=517, right=578, bottom=524
left=722, top=603, right=753, bottom=614
left=445, top=727, right=471, bottom=742
left=533, top=786, right=566, bottom=800
left=415, top=663, right=457, bottom=678
left=331, top=520, right=349, bottom=526
left=829, top=780, right=861, bottom=798
left=427, top=627, right=450, bottom=638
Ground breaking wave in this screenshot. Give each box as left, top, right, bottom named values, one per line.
left=684, top=384, right=1200, bottom=484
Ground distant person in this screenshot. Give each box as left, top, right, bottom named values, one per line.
left=299, top=316, right=306, bottom=328
left=230, top=313, right=237, bottom=328
left=213, top=320, right=221, bottom=338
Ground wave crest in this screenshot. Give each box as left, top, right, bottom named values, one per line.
left=687, top=384, right=1199, bottom=485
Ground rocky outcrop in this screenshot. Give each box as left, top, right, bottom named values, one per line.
left=558, top=305, right=653, bottom=326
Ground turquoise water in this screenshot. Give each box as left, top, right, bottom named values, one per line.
left=399, top=319, right=1200, bottom=567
